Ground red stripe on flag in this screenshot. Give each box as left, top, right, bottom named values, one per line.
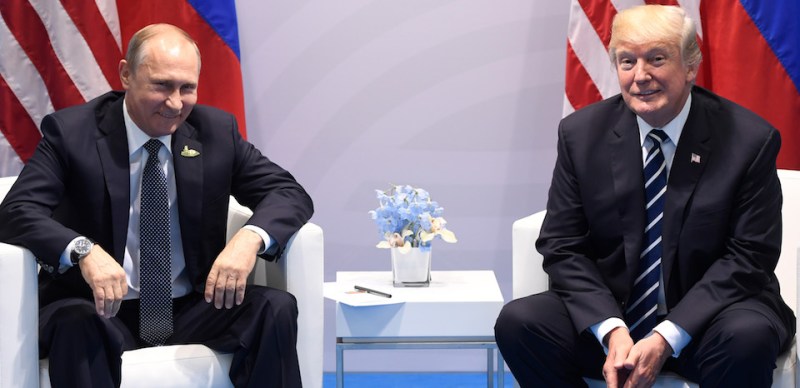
left=0, top=0, right=86, bottom=110
left=565, top=41, right=604, bottom=110
left=0, top=77, right=42, bottom=163
left=59, top=0, right=123, bottom=90
left=115, top=1, right=248, bottom=138
left=644, top=0, right=681, bottom=6
left=699, top=0, right=800, bottom=170
left=577, top=0, right=617, bottom=47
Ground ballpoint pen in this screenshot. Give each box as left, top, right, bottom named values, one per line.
left=354, top=285, right=392, bottom=298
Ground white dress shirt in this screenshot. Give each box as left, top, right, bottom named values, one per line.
left=590, top=95, right=693, bottom=357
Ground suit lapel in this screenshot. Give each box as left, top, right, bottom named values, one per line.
left=662, top=91, right=711, bottom=300
left=96, top=97, right=131, bottom=262
left=608, top=105, right=647, bottom=288
left=171, top=123, right=203, bottom=263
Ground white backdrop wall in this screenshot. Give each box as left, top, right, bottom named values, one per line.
left=236, top=0, right=570, bottom=372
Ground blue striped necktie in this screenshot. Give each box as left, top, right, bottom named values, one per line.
left=626, top=129, right=668, bottom=341
left=139, top=139, right=174, bottom=345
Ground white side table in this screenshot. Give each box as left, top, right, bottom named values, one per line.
left=332, top=270, right=505, bottom=387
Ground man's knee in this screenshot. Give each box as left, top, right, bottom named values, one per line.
left=42, top=300, right=101, bottom=332
left=245, top=286, right=298, bottom=321
left=495, top=293, right=564, bottom=348
left=495, top=298, right=532, bottom=340
left=707, top=308, right=782, bottom=362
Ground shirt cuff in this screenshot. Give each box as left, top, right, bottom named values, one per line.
left=58, top=237, right=82, bottom=273
left=654, top=320, right=692, bottom=357
left=590, top=317, right=626, bottom=354
left=242, top=225, right=274, bottom=255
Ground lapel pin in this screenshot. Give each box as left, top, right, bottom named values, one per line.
left=180, top=145, right=200, bottom=158
left=691, top=153, right=701, bottom=164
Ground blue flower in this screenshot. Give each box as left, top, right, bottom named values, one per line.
left=370, top=185, right=457, bottom=252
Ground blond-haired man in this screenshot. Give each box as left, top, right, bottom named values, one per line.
left=496, top=5, right=794, bottom=387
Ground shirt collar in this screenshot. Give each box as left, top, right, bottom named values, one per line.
left=636, top=93, right=692, bottom=148
left=123, top=97, right=172, bottom=157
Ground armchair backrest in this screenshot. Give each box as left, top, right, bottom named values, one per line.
left=0, top=176, right=14, bottom=202
left=777, top=169, right=800, bottom=314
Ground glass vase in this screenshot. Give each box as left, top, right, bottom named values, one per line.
left=391, top=247, right=432, bottom=287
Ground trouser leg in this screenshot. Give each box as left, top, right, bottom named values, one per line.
left=40, top=298, right=137, bottom=388
left=667, top=298, right=795, bottom=387
left=495, top=291, right=606, bottom=388
left=169, top=286, right=301, bottom=388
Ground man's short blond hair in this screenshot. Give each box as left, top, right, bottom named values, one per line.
left=608, top=5, right=702, bottom=68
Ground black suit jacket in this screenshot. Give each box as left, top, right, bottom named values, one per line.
left=0, top=91, right=314, bottom=306
left=537, top=86, right=792, bottom=337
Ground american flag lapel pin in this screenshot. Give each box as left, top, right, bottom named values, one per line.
left=691, top=153, right=701, bottom=164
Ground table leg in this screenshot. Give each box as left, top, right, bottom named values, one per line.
left=486, top=347, right=495, bottom=388
left=336, top=343, right=344, bottom=388
left=497, top=349, right=505, bottom=388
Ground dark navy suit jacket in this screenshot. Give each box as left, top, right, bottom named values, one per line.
left=537, top=86, right=793, bottom=337
left=0, top=91, right=314, bottom=307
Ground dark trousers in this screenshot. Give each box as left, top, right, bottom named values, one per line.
left=495, top=290, right=794, bottom=388
left=39, top=285, right=301, bottom=388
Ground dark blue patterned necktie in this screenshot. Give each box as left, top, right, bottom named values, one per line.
left=626, top=129, right=668, bottom=341
left=139, top=139, right=173, bottom=345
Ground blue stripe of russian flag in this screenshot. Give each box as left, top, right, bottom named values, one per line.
left=187, top=0, right=241, bottom=60
left=739, top=0, right=800, bottom=92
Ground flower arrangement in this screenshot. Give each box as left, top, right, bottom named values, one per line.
left=369, top=185, right=457, bottom=253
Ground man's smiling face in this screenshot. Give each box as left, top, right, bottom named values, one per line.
left=614, top=40, right=697, bottom=128
left=119, top=32, right=199, bottom=137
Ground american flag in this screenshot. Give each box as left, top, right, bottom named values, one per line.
left=0, top=0, right=246, bottom=177
left=565, top=0, right=800, bottom=170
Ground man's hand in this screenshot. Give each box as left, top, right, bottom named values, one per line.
left=604, top=327, right=634, bottom=388
left=204, top=229, right=261, bottom=309
left=621, top=332, right=672, bottom=388
left=78, top=245, right=127, bottom=318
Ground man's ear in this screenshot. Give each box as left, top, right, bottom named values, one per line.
left=685, top=63, right=699, bottom=84
left=119, top=60, right=131, bottom=90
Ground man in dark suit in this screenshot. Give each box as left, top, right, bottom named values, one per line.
left=0, top=24, right=313, bottom=387
left=495, top=5, right=794, bottom=387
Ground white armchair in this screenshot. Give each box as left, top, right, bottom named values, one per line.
left=511, top=169, right=800, bottom=387
left=0, top=175, right=324, bottom=388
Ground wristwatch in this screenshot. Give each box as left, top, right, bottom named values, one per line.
left=70, top=237, right=94, bottom=265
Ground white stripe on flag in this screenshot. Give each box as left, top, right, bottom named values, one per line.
left=29, top=0, right=112, bottom=101
left=567, top=0, right=619, bottom=100
left=95, top=0, right=123, bottom=50
left=676, top=0, right=703, bottom=40
left=0, top=15, right=53, bottom=129
left=610, top=0, right=646, bottom=12
left=0, top=132, right=24, bottom=178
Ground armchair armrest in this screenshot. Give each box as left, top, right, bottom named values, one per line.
left=0, top=242, right=39, bottom=388
left=227, top=197, right=324, bottom=388
left=511, top=211, right=548, bottom=299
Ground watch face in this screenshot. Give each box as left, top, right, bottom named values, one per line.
left=75, top=238, right=93, bottom=256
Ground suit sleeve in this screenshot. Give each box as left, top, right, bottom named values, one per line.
left=536, top=121, right=625, bottom=334
left=0, top=113, right=84, bottom=272
left=227, top=119, right=314, bottom=261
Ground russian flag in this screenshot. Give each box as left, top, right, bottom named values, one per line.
left=699, top=0, right=800, bottom=170
left=0, top=0, right=246, bottom=177
left=565, top=0, right=800, bottom=170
